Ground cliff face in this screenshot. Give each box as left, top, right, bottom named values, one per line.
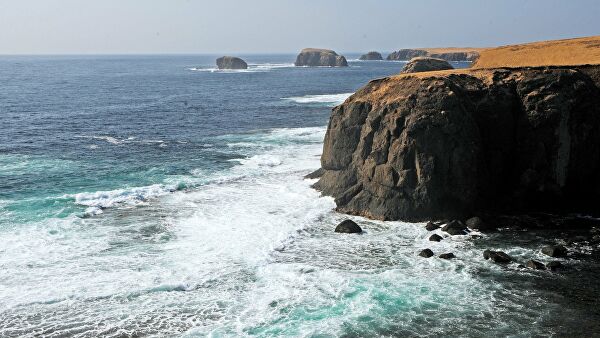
left=295, top=48, right=348, bottom=67
left=314, top=66, right=600, bottom=221
left=387, top=49, right=480, bottom=62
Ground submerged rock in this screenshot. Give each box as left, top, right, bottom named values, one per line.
left=483, top=250, right=512, bottom=263
left=429, top=234, right=443, bottom=242
left=400, top=57, right=453, bottom=74
left=295, top=48, right=348, bottom=67
left=419, top=248, right=434, bottom=258
left=547, top=261, right=563, bottom=271
left=466, top=217, right=485, bottom=230
left=313, top=66, right=600, bottom=221
left=334, top=219, right=362, bottom=233
left=359, top=51, right=383, bottom=61
left=542, top=245, right=568, bottom=257
left=526, top=260, right=546, bottom=270
left=439, top=253, right=455, bottom=259
left=216, top=56, right=248, bottom=69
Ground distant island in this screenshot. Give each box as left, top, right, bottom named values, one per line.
left=386, top=47, right=482, bottom=62
left=295, top=48, right=348, bottom=67
left=216, top=56, right=248, bottom=69
left=359, top=51, right=383, bottom=60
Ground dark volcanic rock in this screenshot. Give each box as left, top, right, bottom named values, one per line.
left=526, top=260, right=546, bottom=270
left=419, top=248, right=434, bottom=258
left=216, top=56, right=248, bottom=69
left=334, top=219, right=362, bottom=233
left=483, top=250, right=512, bottom=263
left=439, top=253, right=455, bottom=259
left=547, top=261, right=563, bottom=271
left=442, top=220, right=468, bottom=235
left=541, top=245, right=568, bottom=257
left=401, top=57, right=453, bottom=74
left=313, top=66, right=600, bottom=221
left=295, top=48, right=348, bottom=67
left=360, top=51, right=383, bottom=61
left=425, top=221, right=439, bottom=231
left=466, top=217, right=485, bottom=229
left=429, top=234, right=443, bottom=242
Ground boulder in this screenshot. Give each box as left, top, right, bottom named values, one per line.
left=547, top=261, right=563, bottom=271
left=425, top=221, right=439, bottom=231
left=334, top=219, right=362, bottom=233
left=466, top=217, right=485, bottom=230
left=400, top=57, right=453, bottom=74
left=216, top=56, right=248, bottom=69
left=429, top=234, right=443, bottom=242
left=439, top=253, right=455, bottom=259
left=295, top=48, right=348, bottom=67
left=541, top=245, right=568, bottom=257
left=313, top=66, right=600, bottom=221
left=359, top=51, right=383, bottom=61
left=419, top=248, right=434, bottom=258
left=442, top=220, right=468, bottom=235
left=483, top=250, right=512, bottom=263
left=526, top=260, right=546, bottom=270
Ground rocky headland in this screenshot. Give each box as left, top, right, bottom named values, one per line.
left=216, top=56, right=248, bottom=69
left=313, top=36, right=600, bottom=223
left=295, top=48, right=348, bottom=67
left=400, top=57, right=453, bottom=73
left=386, top=47, right=482, bottom=62
left=359, top=51, right=383, bottom=61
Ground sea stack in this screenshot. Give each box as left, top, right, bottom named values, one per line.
left=359, top=51, right=383, bottom=61
left=216, top=56, right=248, bottom=70
left=400, top=57, right=454, bottom=73
left=295, top=48, right=348, bottom=67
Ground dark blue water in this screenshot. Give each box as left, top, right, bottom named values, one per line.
left=4, top=56, right=594, bottom=337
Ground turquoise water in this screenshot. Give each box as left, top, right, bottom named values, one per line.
left=1, top=55, right=597, bottom=337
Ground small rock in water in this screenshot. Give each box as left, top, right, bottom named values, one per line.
left=466, top=216, right=484, bottom=230
left=541, top=245, right=568, bottom=257
left=547, top=261, right=563, bottom=271
left=483, top=250, right=512, bottom=263
left=334, top=219, right=362, bottom=233
left=442, top=220, right=468, bottom=235
left=439, top=253, right=455, bottom=259
left=429, top=234, right=443, bottom=242
left=419, top=249, right=434, bottom=258
left=526, top=260, right=546, bottom=270
left=425, top=221, right=440, bottom=231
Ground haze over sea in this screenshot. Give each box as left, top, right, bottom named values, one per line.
left=1, top=55, right=598, bottom=337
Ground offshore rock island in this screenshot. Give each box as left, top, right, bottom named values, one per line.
left=386, top=47, right=482, bottom=62
left=295, top=48, right=348, bottom=67
left=314, top=36, right=600, bottom=221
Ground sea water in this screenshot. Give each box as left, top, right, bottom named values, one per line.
left=1, top=55, right=598, bottom=337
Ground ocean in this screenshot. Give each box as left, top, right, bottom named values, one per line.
left=1, top=55, right=598, bottom=337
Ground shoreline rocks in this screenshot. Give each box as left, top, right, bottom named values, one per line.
left=400, top=57, right=453, bottom=74
left=359, top=51, right=383, bottom=61
left=386, top=48, right=479, bottom=62
left=295, top=48, right=348, bottom=67
left=483, top=250, right=512, bottom=263
left=419, top=248, right=434, bottom=258
left=542, top=245, right=568, bottom=257
left=216, top=56, right=248, bottom=69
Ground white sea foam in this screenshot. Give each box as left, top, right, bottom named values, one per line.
left=282, top=92, right=353, bottom=106
left=189, top=63, right=295, bottom=73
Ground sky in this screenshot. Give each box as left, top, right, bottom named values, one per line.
left=0, top=0, right=599, bottom=54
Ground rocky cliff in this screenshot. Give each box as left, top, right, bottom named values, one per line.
left=295, top=48, right=348, bottom=67
left=313, top=66, right=600, bottom=221
left=216, top=56, right=248, bottom=69
left=359, top=51, right=383, bottom=61
left=387, top=49, right=480, bottom=62
left=400, top=57, right=453, bottom=73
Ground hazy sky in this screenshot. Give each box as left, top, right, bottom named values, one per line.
left=0, top=0, right=599, bottom=54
